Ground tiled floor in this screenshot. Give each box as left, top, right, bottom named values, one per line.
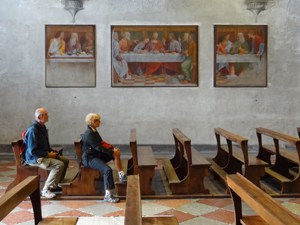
left=1, top=159, right=300, bottom=225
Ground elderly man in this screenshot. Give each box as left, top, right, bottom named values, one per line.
left=24, top=108, right=69, bottom=198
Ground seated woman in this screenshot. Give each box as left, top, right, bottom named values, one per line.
left=82, top=113, right=127, bottom=203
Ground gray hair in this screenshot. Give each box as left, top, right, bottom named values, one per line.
left=35, top=108, right=47, bottom=119
left=85, top=113, right=101, bottom=126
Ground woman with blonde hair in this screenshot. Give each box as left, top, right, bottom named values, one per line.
left=82, top=113, right=127, bottom=203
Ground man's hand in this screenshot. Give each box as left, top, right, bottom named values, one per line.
left=48, top=151, right=58, bottom=159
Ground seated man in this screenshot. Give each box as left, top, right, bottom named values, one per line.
left=24, top=108, right=69, bottom=198
left=82, top=113, right=127, bottom=203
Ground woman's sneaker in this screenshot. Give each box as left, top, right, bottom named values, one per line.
left=104, top=194, right=120, bottom=203
left=41, top=189, right=56, bottom=198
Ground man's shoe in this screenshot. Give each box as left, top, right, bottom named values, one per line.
left=41, top=189, right=56, bottom=199
left=119, top=174, right=127, bottom=183
left=104, top=194, right=120, bottom=203
left=49, top=186, right=62, bottom=192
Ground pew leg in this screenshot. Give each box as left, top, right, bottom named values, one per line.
left=138, top=166, right=155, bottom=195
left=30, top=182, right=42, bottom=225
left=229, top=188, right=243, bottom=225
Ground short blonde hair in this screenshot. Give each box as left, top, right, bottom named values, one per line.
left=85, top=113, right=101, bottom=126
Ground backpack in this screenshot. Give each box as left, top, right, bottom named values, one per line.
left=19, top=129, right=27, bottom=164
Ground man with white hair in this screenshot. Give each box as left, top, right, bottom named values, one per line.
left=24, top=108, right=69, bottom=198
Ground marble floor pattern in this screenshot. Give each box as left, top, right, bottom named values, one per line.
left=1, top=159, right=300, bottom=225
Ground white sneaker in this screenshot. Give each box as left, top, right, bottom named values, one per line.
left=41, top=189, right=56, bottom=198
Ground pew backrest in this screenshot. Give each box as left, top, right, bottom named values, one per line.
left=124, top=175, right=142, bottom=225
left=227, top=173, right=300, bottom=225
left=0, top=176, right=42, bottom=223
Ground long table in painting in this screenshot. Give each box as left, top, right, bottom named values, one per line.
left=121, top=53, right=185, bottom=62
left=216, top=54, right=260, bottom=63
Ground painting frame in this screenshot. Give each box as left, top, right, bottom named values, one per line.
left=214, top=25, right=268, bottom=87
left=45, top=24, right=96, bottom=88
left=111, top=25, right=199, bottom=87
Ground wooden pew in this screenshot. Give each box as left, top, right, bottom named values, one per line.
left=1, top=176, right=78, bottom=225
left=124, top=175, right=178, bottom=225
left=208, top=128, right=268, bottom=189
left=227, top=173, right=300, bottom=225
left=127, top=128, right=157, bottom=195
left=162, top=128, right=211, bottom=194
left=63, top=137, right=127, bottom=196
left=256, top=127, right=300, bottom=193
left=6, top=139, right=62, bottom=192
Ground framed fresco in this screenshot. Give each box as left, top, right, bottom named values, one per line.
left=214, top=25, right=268, bottom=87
left=111, top=25, right=199, bottom=87
left=45, top=25, right=96, bottom=87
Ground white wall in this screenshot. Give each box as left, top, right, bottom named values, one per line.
left=0, top=0, right=299, bottom=145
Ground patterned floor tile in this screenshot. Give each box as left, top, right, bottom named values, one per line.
left=157, top=209, right=197, bottom=223
left=152, top=199, right=193, bottom=208
left=196, top=198, right=232, bottom=208
left=175, top=202, right=218, bottom=216
left=201, top=208, right=234, bottom=224
left=141, top=201, right=172, bottom=216
left=59, top=200, right=100, bottom=209
left=51, top=209, right=94, bottom=217
left=1, top=211, right=34, bottom=225
left=179, top=215, right=229, bottom=225
left=281, top=202, right=300, bottom=216
left=79, top=201, right=123, bottom=216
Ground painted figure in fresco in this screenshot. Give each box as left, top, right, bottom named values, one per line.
left=181, top=33, right=196, bottom=82
left=119, top=32, right=133, bottom=53
left=132, top=37, right=150, bottom=75
left=247, top=31, right=265, bottom=57
left=82, top=32, right=94, bottom=55
left=133, top=37, right=150, bottom=53
left=167, top=32, right=181, bottom=53
left=112, top=31, right=129, bottom=80
left=231, top=32, right=250, bottom=76
left=164, top=32, right=182, bottom=75
left=48, top=31, right=66, bottom=57
left=216, top=34, right=233, bottom=77
left=66, top=32, right=81, bottom=55
left=144, top=32, right=165, bottom=75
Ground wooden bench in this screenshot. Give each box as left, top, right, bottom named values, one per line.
left=162, top=128, right=211, bottom=194
left=227, top=173, right=300, bottom=225
left=256, top=127, right=300, bottom=193
left=208, top=128, right=268, bottom=189
left=6, top=139, right=62, bottom=192
left=124, top=175, right=178, bottom=225
left=126, top=128, right=157, bottom=195
left=63, top=137, right=127, bottom=196
left=1, top=176, right=78, bottom=225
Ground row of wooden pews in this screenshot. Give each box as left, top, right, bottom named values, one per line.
left=1, top=175, right=179, bottom=225
left=256, top=127, right=300, bottom=193
left=209, top=127, right=300, bottom=194
left=208, top=128, right=268, bottom=190
left=162, top=128, right=211, bottom=194
left=7, top=127, right=300, bottom=196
